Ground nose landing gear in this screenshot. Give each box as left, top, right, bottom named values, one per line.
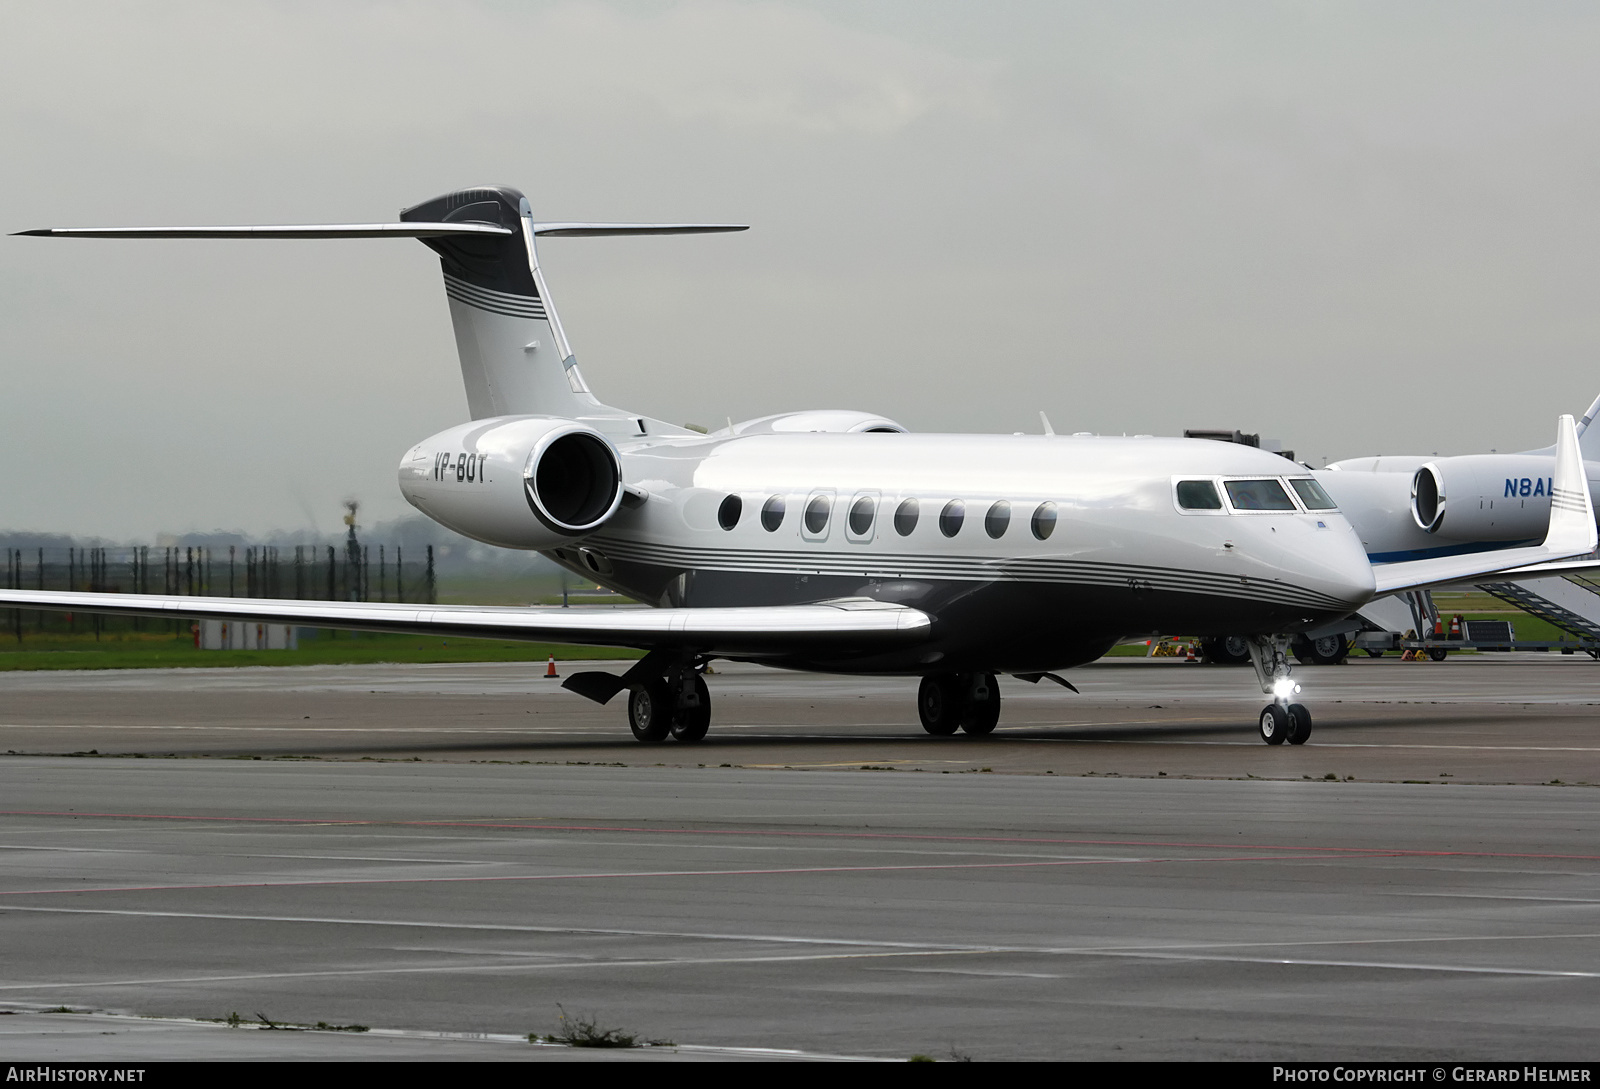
left=1246, top=635, right=1313, bottom=746
left=1258, top=701, right=1312, bottom=745
left=918, top=672, right=1001, bottom=736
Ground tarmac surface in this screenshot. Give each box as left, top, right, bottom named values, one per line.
left=1, top=654, right=1598, bottom=1061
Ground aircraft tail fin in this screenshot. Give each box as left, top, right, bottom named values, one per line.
left=399, top=186, right=594, bottom=421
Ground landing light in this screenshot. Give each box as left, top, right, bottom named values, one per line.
left=1273, top=679, right=1301, bottom=699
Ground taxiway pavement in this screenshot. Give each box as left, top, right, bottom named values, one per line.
left=0, top=656, right=1597, bottom=1060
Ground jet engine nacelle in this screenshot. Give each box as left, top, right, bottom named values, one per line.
left=398, top=416, right=624, bottom=549
left=1411, top=454, right=1559, bottom=540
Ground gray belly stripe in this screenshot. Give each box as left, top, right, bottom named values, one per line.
left=582, top=537, right=1347, bottom=610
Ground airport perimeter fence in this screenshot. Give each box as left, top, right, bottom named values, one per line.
left=0, top=543, right=437, bottom=640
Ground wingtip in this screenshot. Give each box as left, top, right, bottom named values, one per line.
left=11, top=229, right=54, bottom=236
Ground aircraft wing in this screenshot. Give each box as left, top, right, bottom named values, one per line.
left=1487, top=555, right=1600, bottom=579
left=0, top=591, right=929, bottom=658
left=1371, top=414, right=1598, bottom=595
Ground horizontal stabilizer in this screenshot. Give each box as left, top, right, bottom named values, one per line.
left=12, top=223, right=515, bottom=239
left=12, top=223, right=749, bottom=239
left=531, top=223, right=749, bottom=237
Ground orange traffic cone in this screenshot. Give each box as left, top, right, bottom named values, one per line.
left=1449, top=614, right=1463, bottom=640
left=1184, top=643, right=1199, bottom=662
left=544, top=655, right=558, bottom=678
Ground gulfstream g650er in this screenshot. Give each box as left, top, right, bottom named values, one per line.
left=8, top=186, right=1595, bottom=745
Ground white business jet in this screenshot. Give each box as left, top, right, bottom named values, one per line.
left=1314, top=393, right=1600, bottom=563
left=7, top=186, right=1595, bottom=745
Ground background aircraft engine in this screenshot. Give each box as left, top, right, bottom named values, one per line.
left=1410, top=454, right=1564, bottom=540
left=398, top=417, right=624, bottom=549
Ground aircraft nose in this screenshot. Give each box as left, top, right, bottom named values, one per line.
left=1332, top=551, right=1377, bottom=608
left=1314, top=525, right=1377, bottom=609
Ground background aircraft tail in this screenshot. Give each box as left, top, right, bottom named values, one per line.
left=1578, top=390, right=1600, bottom=462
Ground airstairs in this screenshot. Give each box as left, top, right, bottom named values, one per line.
left=1476, top=577, right=1600, bottom=642
left=1351, top=576, right=1600, bottom=657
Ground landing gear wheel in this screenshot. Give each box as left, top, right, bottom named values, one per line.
left=1294, top=634, right=1349, bottom=666
left=1204, top=635, right=1253, bottom=665
left=960, top=674, right=1001, bottom=735
left=1258, top=703, right=1288, bottom=745
left=1285, top=703, right=1312, bottom=745
left=627, top=677, right=672, bottom=743
left=918, top=674, right=963, bottom=735
left=670, top=676, right=711, bottom=743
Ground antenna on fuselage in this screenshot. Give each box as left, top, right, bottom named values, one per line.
left=1039, top=411, right=1056, bottom=436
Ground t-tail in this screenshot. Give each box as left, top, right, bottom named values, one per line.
left=15, top=187, right=746, bottom=434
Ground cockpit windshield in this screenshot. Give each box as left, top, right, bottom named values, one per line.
left=1288, top=478, right=1337, bottom=510
left=1175, top=480, right=1223, bottom=510
left=1223, top=479, right=1296, bottom=511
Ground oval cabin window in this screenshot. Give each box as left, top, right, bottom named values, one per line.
left=718, top=494, right=742, bottom=530
left=985, top=500, right=1011, bottom=539
left=1031, top=501, right=1058, bottom=540
left=894, top=498, right=919, bottom=536
left=805, top=494, right=831, bottom=534
left=939, top=500, right=965, bottom=537
left=849, top=496, right=876, bottom=536
left=761, top=495, right=785, bottom=531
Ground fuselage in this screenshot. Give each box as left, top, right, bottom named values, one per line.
left=540, top=432, right=1375, bottom=674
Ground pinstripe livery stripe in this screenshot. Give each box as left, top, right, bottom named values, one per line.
left=444, top=275, right=548, bottom=320
left=1552, top=487, right=1587, bottom=513
left=583, top=535, right=1350, bottom=611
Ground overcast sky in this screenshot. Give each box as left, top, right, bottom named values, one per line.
left=4, top=1, right=1600, bottom=538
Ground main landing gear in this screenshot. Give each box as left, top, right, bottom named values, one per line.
left=918, top=672, right=1001, bottom=736
left=1245, top=635, right=1312, bottom=746
left=561, top=653, right=712, bottom=744
left=627, top=669, right=711, bottom=744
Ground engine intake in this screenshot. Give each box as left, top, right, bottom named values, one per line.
left=526, top=428, right=620, bottom=533
left=1411, top=464, right=1445, bottom=533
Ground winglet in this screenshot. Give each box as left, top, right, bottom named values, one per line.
left=1546, top=412, right=1596, bottom=555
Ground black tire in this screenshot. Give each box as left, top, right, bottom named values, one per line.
left=1259, top=703, right=1288, bottom=745
left=1364, top=649, right=1383, bottom=659
left=1204, top=635, right=1253, bottom=665
left=960, top=674, right=1001, bottom=735
left=1293, top=634, right=1348, bottom=666
left=671, top=676, right=711, bottom=743
left=1285, top=703, right=1312, bottom=745
left=918, top=674, right=963, bottom=735
left=1427, top=647, right=1448, bottom=662
left=627, top=678, right=672, bottom=743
